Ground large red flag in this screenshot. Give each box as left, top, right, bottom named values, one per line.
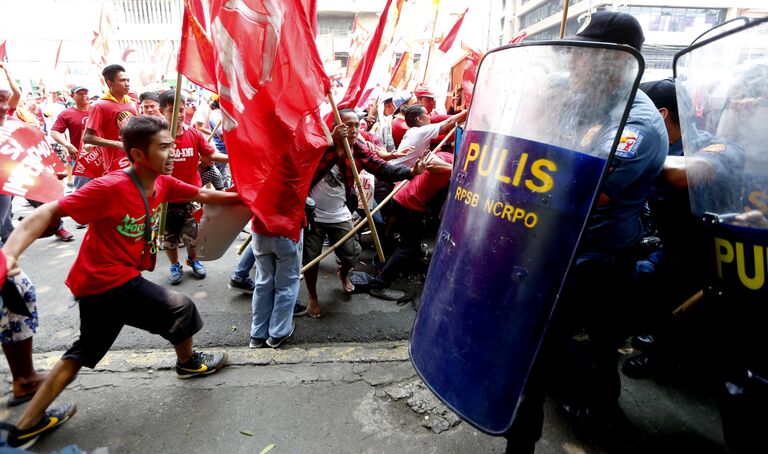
left=209, top=0, right=331, bottom=241
left=178, top=0, right=217, bottom=93
left=338, top=0, right=395, bottom=109
left=438, top=8, right=468, bottom=53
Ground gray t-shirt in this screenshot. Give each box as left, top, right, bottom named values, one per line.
left=309, top=165, right=351, bottom=224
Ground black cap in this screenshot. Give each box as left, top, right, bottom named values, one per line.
left=571, top=11, right=645, bottom=52
left=640, top=79, right=677, bottom=114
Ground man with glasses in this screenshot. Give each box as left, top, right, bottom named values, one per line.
left=390, top=104, right=466, bottom=168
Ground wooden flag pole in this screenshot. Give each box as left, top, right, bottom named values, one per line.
left=302, top=126, right=458, bottom=274
left=559, top=0, right=571, bottom=39
left=422, top=1, right=441, bottom=83
left=206, top=119, right=222, bottom=142
left=158, top=71, right=185, bottom=243
left=327, top=92, right=386, bottom=263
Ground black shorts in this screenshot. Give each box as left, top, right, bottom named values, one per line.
left=63, top=276, right=203, bottom=368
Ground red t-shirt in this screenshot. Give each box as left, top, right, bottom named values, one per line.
left=171, top=126, right=215, bottom=187
left=58, top=171, right=200, bottom=297
left=86, top=100, right=138, bottom=173
left=52, top=107, right=89, bottom=151
left=394, top=152, right=454, bottom=213
left=392, top=117, right=408, bottom=148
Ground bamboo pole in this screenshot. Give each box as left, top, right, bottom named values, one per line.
left=559, top=0, right=570, bottom=39
left=327, top=93, right=386, bottom=263
left=672, top=289, right=704, bottom=317
left=158, top=71, right=185, bottom=243
left=302, top=126, right=458, bottom=273
left=206, top=119, right=222, bottom=142
left=421, top=1, right=441, bottom=83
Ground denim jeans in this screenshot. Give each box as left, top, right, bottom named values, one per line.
left=250, top=232, right=302, bottom=340
left=0, top=195, right=14, bottom=244
left=232, top=243, right=255, bottom=282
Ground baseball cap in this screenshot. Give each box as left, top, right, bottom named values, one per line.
left=393, top=91, right=411, bottom=109
left=639, top=79, right=677, bottom=114
left=414, top=84, right=436, bottom=99
left=570, top=11, right=645, bottom=52
left=71, top=86, right=89, bottom=95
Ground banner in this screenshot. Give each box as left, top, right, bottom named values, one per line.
left=0, top=121, right=65, bottom=202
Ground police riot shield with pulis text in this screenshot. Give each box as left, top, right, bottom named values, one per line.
left=674, top=18, right=768, bottom=304
left=410, top=41, right=643, bottom=434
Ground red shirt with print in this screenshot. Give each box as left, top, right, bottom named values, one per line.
left=52, top=107, right=88, bottom=151
left=394, top=152, right=454, bottom=213
left=171, top=126, right=215, bottom=187
left=58, top=171, right=200, bottom=297
left=86, top=100, right=138, bottom=173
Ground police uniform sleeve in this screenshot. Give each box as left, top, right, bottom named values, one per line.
left=600, top=123, right=666, bottom=199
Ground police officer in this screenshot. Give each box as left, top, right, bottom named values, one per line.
left=504, top=11, right=669, bottom=452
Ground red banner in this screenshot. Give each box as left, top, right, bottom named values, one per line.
left=438, top=8, right=468, bottom=53
left=0, top=121, right=65, bottom=202
left=209, top=0, right=331, bottom=240
left=72, top=146, right=106, bottom=179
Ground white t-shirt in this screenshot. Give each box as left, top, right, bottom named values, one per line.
left=391, top=123, right=440, bottom=167
left=310, top=165, right=351, bottom=224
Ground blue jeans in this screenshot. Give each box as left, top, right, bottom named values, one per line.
left=250, top=232, right=302, bottom=340
left=232, top=243, right=255, bottom=282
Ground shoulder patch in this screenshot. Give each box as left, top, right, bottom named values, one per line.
left=615, top=126, right=643, bottom=158
left=700, top=143, right=727, bottom=153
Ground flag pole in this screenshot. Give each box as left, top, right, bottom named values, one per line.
left=421, top=1, right=441, bottom=83
left=301, top=126, right=457, bottom=273
left=559, top=0, right=570, bottom=39
left=158, top=71, right=185, bottom=243
left=327, top=92, right=386, bottom=264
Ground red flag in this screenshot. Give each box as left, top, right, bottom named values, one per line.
left=209, top=0, right=331, bottom=241
left=0, top=120, right=65, bottom=203
left=338, top=0, right=395, bottom=109
left=121, top=46, right=137, bottom=62
left=438, top=8, right=468, bottom=53
left=178, top=0, right=217, bottom=93
left=508, top=31, right=528, bottom=45
left=388, top=50, right=412, bottom=90
left=0, top=40, right=6, bottom=62
left=72, top=146, right=106, bottom=179
left=301, top=0, right=318, bottom=37
left=345, top=15, right=370, bottom=78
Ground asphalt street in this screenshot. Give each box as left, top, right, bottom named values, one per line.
left=0, top=198, right=730, bottom=453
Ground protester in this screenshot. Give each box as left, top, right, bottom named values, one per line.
left=158, top=90, right=229, bottom=285
left=391, top=105, right=466, bottom=167
left=138, top=91, right=161, bottom=117
left=50, top=86, right=91, bottom=190
left=303, top=109, right=428, bottom=318
left=2, top=115, right=237, bottom=449
left=82, top=64, right=138, bottom=174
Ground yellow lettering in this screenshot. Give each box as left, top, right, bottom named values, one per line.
left=512, top=208, right=526, bottom=223
left=493, top=201, right=503, bottom=216
left=512, top=153, right=528, bottom=187
left=477, top=145, right=496, bottom=177
left=501, top=204, right=514, bottom=221
left=715, top=238, right=734, bottom=278
left=494, top=148, right=511, bottom=184
left=470, top=193, right=479, bottom=207
left=524, top=213, right=538, bottom=228
left=463, top=142, right=480, bottom=171
left=526, top=159, right=557, bottom=193
left=455, top=186, right=464, bottom=201
left=483, top=198, right=493, bottom=213
left=735, top=242, right=765, bottom=290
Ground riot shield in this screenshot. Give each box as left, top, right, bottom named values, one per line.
left=410, top=42, right=643, bottom=434
left=673, top=18, right=768, bottom=302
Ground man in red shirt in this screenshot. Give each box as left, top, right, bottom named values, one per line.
left=83, top=64, right=138, bottom=174
left=2, top=115, right=239, bottom=449
left=51, top=86, right=91, bottom=190
left=375, top=151, right=453, bottom=285
left=158, top=90, right=228, bottom=285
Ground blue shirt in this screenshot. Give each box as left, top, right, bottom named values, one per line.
left=581, top=90, right=669, bottom=252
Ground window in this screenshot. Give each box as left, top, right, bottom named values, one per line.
left=317, top=15, right=355, bottom=36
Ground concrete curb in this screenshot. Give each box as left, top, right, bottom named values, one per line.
left=24, top=341, right=411, bottom=373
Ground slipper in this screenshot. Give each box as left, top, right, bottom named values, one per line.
left=8, top=392, right=35, bottom=407
left=307, top=311, right=323, bottom=319
left=370, top=287, right=409, bottom=302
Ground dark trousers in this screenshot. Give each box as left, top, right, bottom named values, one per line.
left=378, top=202, right=425, bottom=284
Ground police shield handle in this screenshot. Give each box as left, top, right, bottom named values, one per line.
left=301, top=126, right=458, bottom=274
left=327, top=92, right=386, bottom=264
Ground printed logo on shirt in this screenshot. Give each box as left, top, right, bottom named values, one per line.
left=116, top=206, right=161, bottom=239
left=170, top=147, right=195, bottom=161
left=615, top=126, right=643, bottom=158
left=116, top=111, right=134, bottom=130
left=701, top=143, right=727, bottom=153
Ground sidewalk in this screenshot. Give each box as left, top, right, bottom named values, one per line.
left=1, top=342, right=726, bottom=454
